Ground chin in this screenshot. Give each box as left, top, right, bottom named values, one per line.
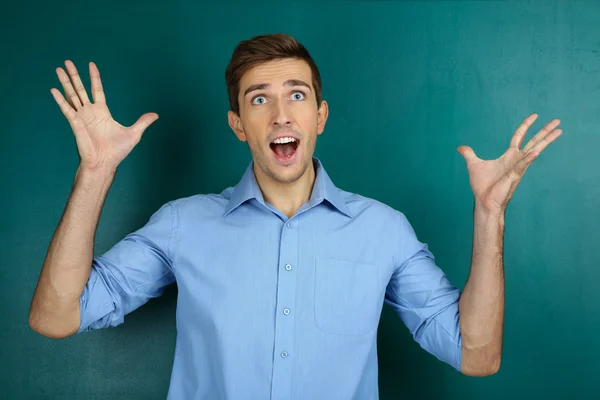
left=267, top=162, right=308, bottom=184
left=258, top=153, right=310, bottom=184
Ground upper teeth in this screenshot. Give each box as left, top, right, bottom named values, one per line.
left=272, top=137, right=297, bottom=144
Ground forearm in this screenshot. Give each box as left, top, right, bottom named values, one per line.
left=29, top=165, right=116, bottom=338
left=458, top=203, right=505, bottom=375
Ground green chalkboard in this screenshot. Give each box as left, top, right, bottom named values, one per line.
left=1, top=0, right=599, bottom=399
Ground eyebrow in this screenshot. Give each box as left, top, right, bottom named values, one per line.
left=243, top=79, right=312, bottom=98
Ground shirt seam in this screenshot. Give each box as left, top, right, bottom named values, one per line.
left=168, top=201, right=176, bottom=261
left=132, top=202, right=177, bottom=293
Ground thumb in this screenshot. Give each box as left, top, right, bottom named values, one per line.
left=131, top=112, right=159, bottom=137
left=457, top=145, right=479, bottom=164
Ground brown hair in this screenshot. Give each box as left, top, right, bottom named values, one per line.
left=225, top=33, right=323, bottom=115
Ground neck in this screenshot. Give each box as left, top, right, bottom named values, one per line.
left=254, top=162, right=316, bottom=218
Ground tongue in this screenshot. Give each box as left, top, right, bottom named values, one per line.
left=274, top=143, right=295, bottom=157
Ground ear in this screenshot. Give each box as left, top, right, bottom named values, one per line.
left=316, top=100, right=328, bottom=136
left=227, top=110, right=247, bottom=142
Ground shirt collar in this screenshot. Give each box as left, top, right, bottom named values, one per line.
left=222, top=157, right=352, bottom=219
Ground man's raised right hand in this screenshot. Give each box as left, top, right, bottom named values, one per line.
left=51, top=60, right=158, bottom=172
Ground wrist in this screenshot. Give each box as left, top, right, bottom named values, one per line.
left=474, top=201, right=505, bottom=225
left=75, top=164, right=116, bottom=193
left=472, top=202, right=505, bottom=261
left=77, top=163, right=116, bottom=178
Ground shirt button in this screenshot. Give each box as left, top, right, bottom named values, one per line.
left=283, top=308, right=290, bottom=315
left=285, top=264, right=292, bottom=271
left=287, top=222, right=294, bottom=228
left=281, top=351, right=289, bottom=358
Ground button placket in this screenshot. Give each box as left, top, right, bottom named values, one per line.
left=270, top=218, right=299, bottom=400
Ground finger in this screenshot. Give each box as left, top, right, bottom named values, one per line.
left=457, top=145, right=481, bottom=164
left=50, top=88, right=78, bottom=123
left=50, top=88, right=87, bottom=138
left=56, top=66, right=83, bottom=110
left=511, top=149, right=539, bottom=181
left=507, top=127, right=562, bottom=183
left=523, top=119, right=561, bottom=153
left=89, top=62, right=106, bottom=104
left=64, top=60, right=91, bottom=105
left=524, top=128, right=563, bottom=157
left=130, top=113, right=159, bottom=138
left=509, top=113, right=538, bottom=149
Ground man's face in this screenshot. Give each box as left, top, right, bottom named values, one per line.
left=228, top=58, right=328, bottom=185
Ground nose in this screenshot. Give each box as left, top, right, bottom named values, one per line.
left=272, top=100, right=292, bottom=127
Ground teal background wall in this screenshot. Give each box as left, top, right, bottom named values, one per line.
left=1, top=0, right=599, bottom=398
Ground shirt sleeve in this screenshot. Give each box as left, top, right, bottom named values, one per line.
left=385, top=213, right=462, bottom=371
left=77, top=202, right=177, bottom=333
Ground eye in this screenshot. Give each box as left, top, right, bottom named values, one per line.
left=252, top=96, right=267, bottom=105
left=291, top=91, right=305, bottom=101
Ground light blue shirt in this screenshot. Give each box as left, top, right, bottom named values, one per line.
left=77, top=157, right=462, bottom=400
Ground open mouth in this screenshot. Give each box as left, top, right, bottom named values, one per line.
left=269, top=137, right=299, bottom=162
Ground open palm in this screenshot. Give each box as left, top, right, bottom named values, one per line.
left=457, top=114, right=563, bottom=214
left=50, top=60, right=158, bottom=171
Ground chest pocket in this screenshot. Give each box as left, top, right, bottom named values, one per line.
left=314, top=258, right=382, bottom=336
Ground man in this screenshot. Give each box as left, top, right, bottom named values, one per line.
left=29, top=33, right=562, bottom=399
